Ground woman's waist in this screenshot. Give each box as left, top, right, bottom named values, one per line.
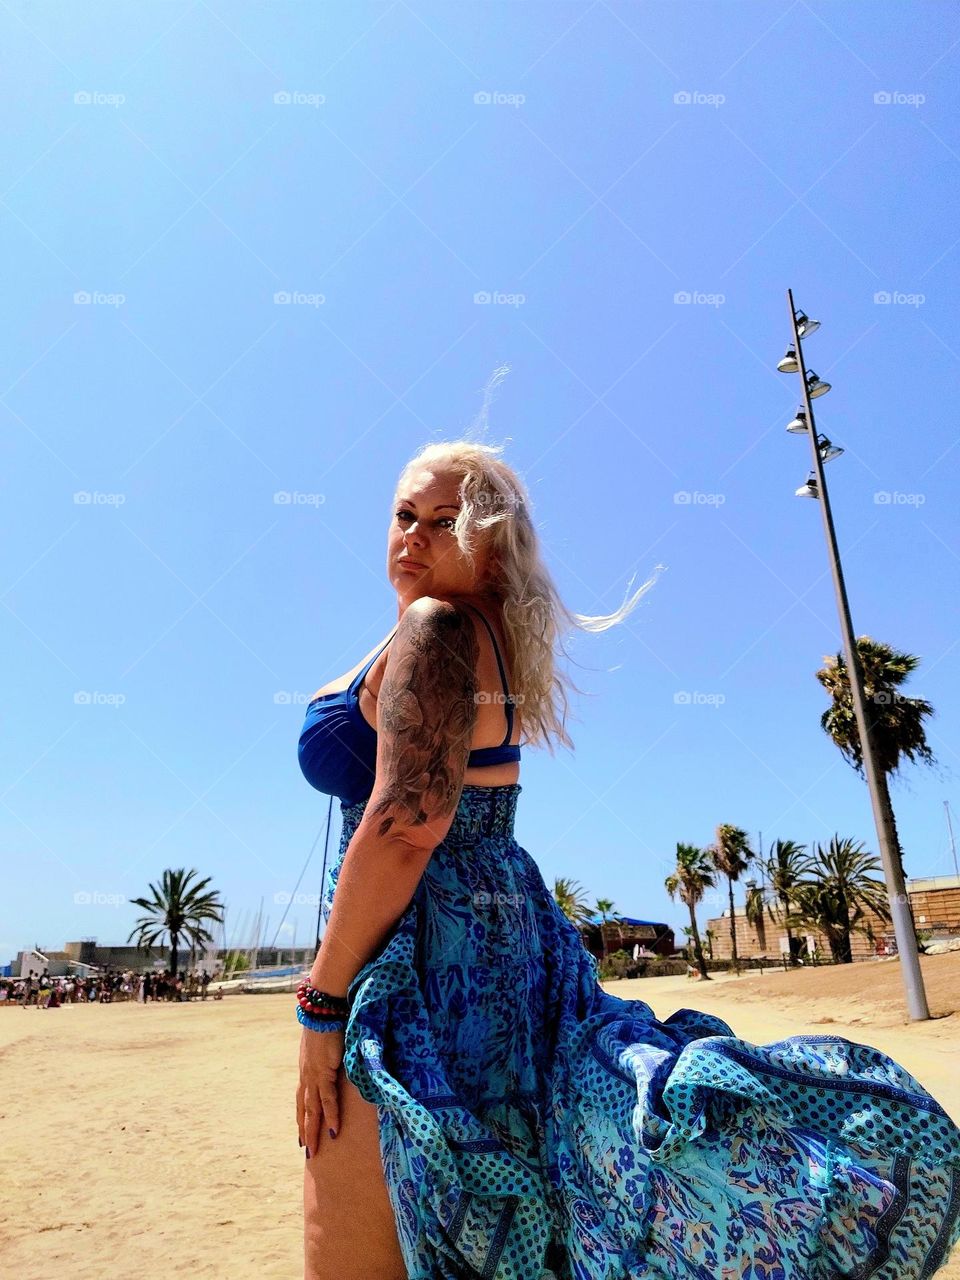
left=340, top=782, right=522, bottom=847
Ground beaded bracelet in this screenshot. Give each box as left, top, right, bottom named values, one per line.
left=297, top=1004, right=346, bottom=1034
left=296, top=981, right=350, bottom=1019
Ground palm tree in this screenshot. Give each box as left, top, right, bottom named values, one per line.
left=788, top=835, right=891, bottom=963
left=743, top=882, right=767, bottom=953
left=707, top=824, right=754, bottom=975
left=665, top=843, right=716, bottom=981
left=552, top=877, right=594, bottom=927
left=763, top=839, right=817, bottom=963
left=128, top=868, right=224, bottom=977
left=816, top=638, right=937, bottom=888
left=704, top=926, right=716, bottom=960
left=594, top=897, right=618, bottom=961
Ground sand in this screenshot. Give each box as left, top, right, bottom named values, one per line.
left=2, top=953, right=958, bottom=1279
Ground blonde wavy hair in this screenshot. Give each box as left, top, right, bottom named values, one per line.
left=396, top=439, right=664, bottom=755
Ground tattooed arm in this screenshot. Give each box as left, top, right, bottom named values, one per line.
left=308, top=598, right=480, bottom=997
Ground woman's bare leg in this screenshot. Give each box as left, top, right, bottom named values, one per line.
left=303, top=1072, right=407, bottom=1280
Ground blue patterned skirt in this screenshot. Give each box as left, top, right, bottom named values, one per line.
left=322, top=784, right=960, bottom=1279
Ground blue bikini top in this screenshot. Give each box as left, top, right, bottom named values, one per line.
left=298, top=602, right=521, bottom=805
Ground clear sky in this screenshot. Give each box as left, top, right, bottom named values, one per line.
left=2, top=1, right=959, bottom=960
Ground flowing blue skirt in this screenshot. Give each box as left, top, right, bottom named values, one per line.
left=322, top=784, right=960, bottom=1280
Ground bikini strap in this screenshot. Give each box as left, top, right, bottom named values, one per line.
left=350, top=627, right=399, bottom=693
left=458, top=602, right=514, bottom=748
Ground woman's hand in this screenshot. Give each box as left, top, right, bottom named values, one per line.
left=297, top=1025, right=345, bottom=1156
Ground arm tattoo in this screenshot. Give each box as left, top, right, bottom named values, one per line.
left=367, top=602, right=479, bottom=841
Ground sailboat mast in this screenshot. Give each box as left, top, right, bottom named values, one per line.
left=945, top=800, right=959, bottom=879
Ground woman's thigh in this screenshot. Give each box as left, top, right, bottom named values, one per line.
left=303, top=1071, right=407, bottom=1280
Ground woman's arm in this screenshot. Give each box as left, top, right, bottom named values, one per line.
left=308, top=597, right=480, bottom=997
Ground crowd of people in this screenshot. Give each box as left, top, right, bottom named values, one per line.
left=0, top=967, right=225, bottom=1007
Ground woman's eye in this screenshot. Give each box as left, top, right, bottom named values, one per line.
left=395, top=510, right=456, bottom=531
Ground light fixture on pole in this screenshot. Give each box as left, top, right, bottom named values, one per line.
left=786, top=409, right=809, bottom=434
left=796, top=311, right=820, bottom=338
left=782, top=288, right=930, bottom=1021
left=817, top=435, right=844, bottom=464
left=777, top=346, right=799, bottom=373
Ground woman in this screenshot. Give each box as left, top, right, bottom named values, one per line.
left=297, top=440, right=960, bottom=1280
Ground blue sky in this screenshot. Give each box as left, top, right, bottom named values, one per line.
left=2, top=1, right=959, bottom=960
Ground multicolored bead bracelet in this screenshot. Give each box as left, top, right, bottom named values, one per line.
left=296, top=981, right=350, bottom=1033
left=296, top=1004, right=346, bottom=1034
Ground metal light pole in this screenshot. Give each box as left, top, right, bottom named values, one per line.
left=782, top=288, right=930, bottom=1021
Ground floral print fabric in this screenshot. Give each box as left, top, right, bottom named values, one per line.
left=321, top=784, right=960, bottom=1279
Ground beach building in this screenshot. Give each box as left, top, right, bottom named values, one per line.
left=704, top=873, right=960, bottom=963
left=3, top=939, right=316, bottom=978
left=579, top=915, right=675, bottom=961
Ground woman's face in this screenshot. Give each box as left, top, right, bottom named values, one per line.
left=387, top=466, right=495, bottom=605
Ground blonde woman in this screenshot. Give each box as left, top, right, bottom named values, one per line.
left=296, top=440, right=960, bottom=1280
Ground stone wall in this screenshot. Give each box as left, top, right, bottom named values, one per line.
left=706, top=902, right=898, bottom=963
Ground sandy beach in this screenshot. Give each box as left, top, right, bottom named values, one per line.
left=3, top=953, right=958, bottom=1279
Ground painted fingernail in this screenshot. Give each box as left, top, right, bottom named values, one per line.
left=305, top=1147, right=311, bottom=1159
left=329, top=1128, right=337, bottom=1140
left=298, top=1136, right=303, bottom=1148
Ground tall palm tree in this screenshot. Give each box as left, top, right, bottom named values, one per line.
left=707, top=824, right=754, bottom=975
left=552, top=877, right=593, bottom=927
left=762, top=839, right=817, bottom=963
left=128, top=868, right=224, bottom=977
left=594, top=897, right=619, bottom=961
left=743, top=883, right=767, bottom=953
left=789, top=835, right=891, bottom=963
left=816, top=638, right=937, bottom=887
left=665, top=843, right=716, bottom=981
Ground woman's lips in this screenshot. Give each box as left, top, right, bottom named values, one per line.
left=398, top=560, right=428, bottom=570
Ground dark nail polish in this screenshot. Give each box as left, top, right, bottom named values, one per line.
left=329, top=1128, right=337, bottom=1139
left=305, top=1147, right=311, bottom=1159
left=298, top=1136, right=303, bottom=1148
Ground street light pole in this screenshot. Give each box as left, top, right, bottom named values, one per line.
left=784, top=288, right=930, bottom=1021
